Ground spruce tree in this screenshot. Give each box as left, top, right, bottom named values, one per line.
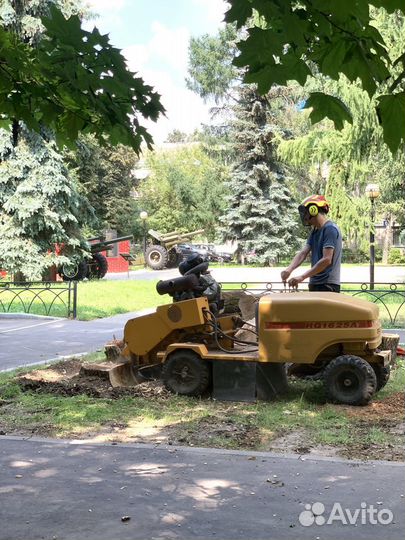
left=221, top=86, right=301, bottom=264
left=0, top=0, right=92, bottom=280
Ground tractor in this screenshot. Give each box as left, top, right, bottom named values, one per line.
left=102, top=258, right=394, bottom=406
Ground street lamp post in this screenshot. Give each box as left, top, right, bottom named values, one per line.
left=365, top=184, right=380, bottom=290
left=139, top=211, right=148, bottom=257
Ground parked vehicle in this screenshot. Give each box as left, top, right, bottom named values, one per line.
left=177, top=243, right=208, bottom=260
left=192, top=244, right=233, bottom=263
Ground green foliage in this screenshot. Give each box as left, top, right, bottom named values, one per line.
left=225, top=0, right=405, bottom=152
left=165, top=129, right=188, bottom=143
left=388, top=248, right=405, bottom=264
left=138, top=145, right=230, bottom=238
left=64, top=135, right=138, bottom=236
left=0, top=4, right=164, bottom=152
left=303, top=92, right=352, bottom=131
left=186, top=24, right=240, bottom=103
left=341, top=247, right=368, bottom=264
left=276, top=9, right=405, bottom=249
left=220, top=86, right=301, bottom=264
left=0, top=127, right=93, bottom=279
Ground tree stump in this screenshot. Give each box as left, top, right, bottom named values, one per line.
left=381, top=333, right=400, bottom=364
left=104, top=339, right=124, bottom=361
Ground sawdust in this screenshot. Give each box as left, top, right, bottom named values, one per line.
left=338, top=392, right=404, bottom=420
left=6, top=359, right=404, bottom=461
left=17, top=359, right=171, bottom=400
left=166, top=416, right=261, bottom=449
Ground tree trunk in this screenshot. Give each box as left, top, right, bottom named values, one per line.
left=382, top=215, right=394, bottom=264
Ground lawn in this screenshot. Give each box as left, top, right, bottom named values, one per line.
left=0, top=280, right=162, bottom=320
left=1, top=275, right=403, bottom=326
left=0, top=355, right=403, bottom=461
left=75, top=280, right=162, bottom=320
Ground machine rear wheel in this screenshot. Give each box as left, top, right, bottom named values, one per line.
left=323, top=355, right=377, bottom=406
left=162, top=350, right=210, bottom=396
left=145, top=245, right=168, bottom=270
left=372, top=364, right=391, bottom=391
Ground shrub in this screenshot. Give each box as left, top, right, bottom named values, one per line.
left=388, top=248, right=405, bottom=264
left=341, top=247, right=368, bottom=263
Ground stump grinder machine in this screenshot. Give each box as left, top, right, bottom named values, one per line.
left=104, top=258, right=393, bottom=405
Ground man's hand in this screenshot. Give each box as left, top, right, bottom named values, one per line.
left=288, top=275, right=304, bottom=288
left=280, top=269, right=291, bottom=283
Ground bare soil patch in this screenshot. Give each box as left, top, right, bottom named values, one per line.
left=17, top=359, right=170, bottom=400
left=4, top=359, right=403, bottom=461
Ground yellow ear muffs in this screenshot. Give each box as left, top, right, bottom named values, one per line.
left=308, top=205, right=318, bottom=216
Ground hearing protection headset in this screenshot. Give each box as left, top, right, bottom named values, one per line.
left=298, top=195, right=330, bottom=225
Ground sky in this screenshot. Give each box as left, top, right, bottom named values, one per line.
left=85, top=0, right=229, bottom=144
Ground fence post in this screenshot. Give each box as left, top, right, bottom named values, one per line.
left=72, top=281, right=78, bottom=319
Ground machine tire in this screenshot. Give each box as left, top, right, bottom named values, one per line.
left=166, top=249, right=182, bottom=268
left=59, top=261, right=88, bottom=281
left=87, top=253, right=109, bottom=279
left=372, top=364, right=391, bottom=391
left=145, top=245, right=169, bottom=270
left=323, top=355, right=377, bottom=406
left=162, top=350, right=210, bottom=396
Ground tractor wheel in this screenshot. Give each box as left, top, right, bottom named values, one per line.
left=372, top=364, right=391, bottom=391
left=162, top=350, right=210, bottom=396
left=166, top=249, right=182, bottom=268
left=323, top=355, right=377, bottom=406
left=145, top=245, right=169, bottom=270
left=59, top=261, right=88, bottom=281
left=87, top=253, right=109, bottom=279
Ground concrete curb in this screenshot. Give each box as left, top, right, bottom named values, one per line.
left=0, top=313, right=61, bottom=320
left=1, top=434, right=404, bottom=467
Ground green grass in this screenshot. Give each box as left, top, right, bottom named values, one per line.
left=1, top=272, right=404, bottom=324
left=0, top=280, right=163, bottom=320
left=1, top=358, right=403, bottom=454
left=75, top=280, right=161, bottom=320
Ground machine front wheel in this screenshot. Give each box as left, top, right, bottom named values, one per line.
left=323, top=355, right=377, bottom=406
left=162, top=350, right=210, bottom=396
left=372, top=363, right=391, bottom=391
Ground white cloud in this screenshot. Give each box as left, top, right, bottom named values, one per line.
left=84, top=2, right=226, bottom=144
left=123, top=22, right=213, bottom=143
left=191, top=0, right=228, bottom=28
left=149, top=21, right=190, bottom=73
left=86, top=0, right=126, bottom=14
left=84, top=0, right=127, bottom=31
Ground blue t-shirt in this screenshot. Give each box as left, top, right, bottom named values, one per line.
left=306, top=221, right=342, bottom=285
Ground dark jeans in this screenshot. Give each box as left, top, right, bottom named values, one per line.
left=308, top=283, right=341, bottom=293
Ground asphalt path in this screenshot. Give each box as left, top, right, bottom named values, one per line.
left=0, top=310, right=152, bottom=371
left=0, top=437, right=403, bottom=540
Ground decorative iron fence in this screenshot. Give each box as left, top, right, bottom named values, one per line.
left=220, top=281, right=405, bottom=328
left=0, top=281, right=77, bottom=319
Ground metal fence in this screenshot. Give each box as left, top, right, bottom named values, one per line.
left=220, top=281, right=405, bottom=328
left=0, top=281, right=77, bottom=319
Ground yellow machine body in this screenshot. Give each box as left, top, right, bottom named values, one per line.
left=258, top=292, right=385, bottom=365
left=104, top=292, right=392, bottom=404
left=106, top=287, right=394, bottom=405
left=124, top=296, right=210, bottom=357
left=122, top=292, right=387, bottom=367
